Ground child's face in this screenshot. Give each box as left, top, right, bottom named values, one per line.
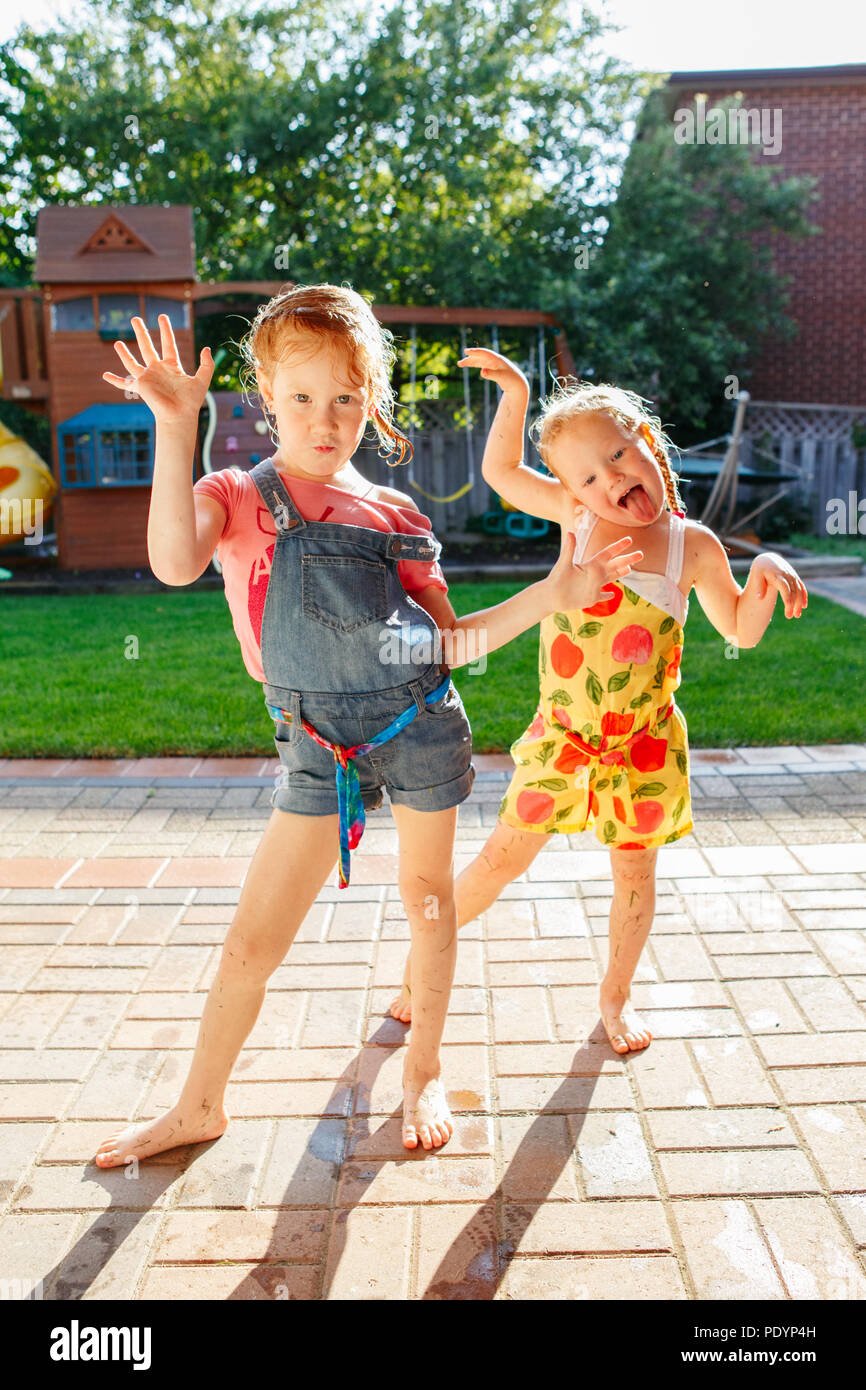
left=255, top=327, right=370, bottom=480
left=546, top=411, right=666, bottom=527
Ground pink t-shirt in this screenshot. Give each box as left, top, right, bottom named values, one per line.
left=193, top=464, right=448, bottom=683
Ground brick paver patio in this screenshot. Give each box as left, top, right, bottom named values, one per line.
left=0, top=745, right=865, bottom=1300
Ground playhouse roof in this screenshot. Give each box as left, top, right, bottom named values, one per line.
left=35, top=205, right=196, bottom=284
left=58, top=402, right=156, bottom=431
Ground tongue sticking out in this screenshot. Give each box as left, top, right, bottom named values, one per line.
left=620, top=484, right=656, bottom=523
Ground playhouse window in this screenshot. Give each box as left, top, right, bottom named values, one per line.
left=98, top=429, right=152, bottom=483
left=52, top=298, right=95, bottom=332
left=144, top=296, right=189, bottom=330
left=98, top=295, right=140, bottom=339
left=61, top=431, right=96, bottom=486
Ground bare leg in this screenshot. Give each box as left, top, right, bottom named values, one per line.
left=389, top=802, right=466, bottom=1151
left=389, top=818, right=549, bottom=1023
left=94, top=811, right=339, bottom=1167
left=599, top=846, right=656, bottom=1054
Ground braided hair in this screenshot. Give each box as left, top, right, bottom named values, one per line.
left=636, top=423, right=685, bottom=516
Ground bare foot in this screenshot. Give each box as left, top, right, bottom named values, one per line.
left=599, top=982, right=653, bottom=1055
left=402, top=1075, right=453, bottom=1152
left=389, top=982, right=412, bottom=1024
left=93, top=1104, right=229, bottom=1169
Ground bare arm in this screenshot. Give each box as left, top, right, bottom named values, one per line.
left=692, top=526, right=808, bottom=648
left=459, top=347, right=569, bottom=524
left=148, top=424, right=228, bottom=584
left=412, top=525, right=643, bottom=669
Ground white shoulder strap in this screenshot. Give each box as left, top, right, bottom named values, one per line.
left=571, top=506, right=598, bottom=563
left=665, top=512, right=686, bottom=584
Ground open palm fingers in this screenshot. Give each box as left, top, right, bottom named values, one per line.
left=102, top=338, right=146, bottom=392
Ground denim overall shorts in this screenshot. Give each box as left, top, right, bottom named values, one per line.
left=250, top=460, right=475, bottom=886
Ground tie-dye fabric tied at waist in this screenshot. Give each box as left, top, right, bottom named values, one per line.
left=266, top=673, right=451, bottom=889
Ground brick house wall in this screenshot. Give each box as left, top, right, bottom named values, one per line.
left=666, top=66, right=866, bottom=407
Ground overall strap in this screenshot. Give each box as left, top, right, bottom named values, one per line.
left=665, top=511, right=686, bottom=585
left=382, top=531, right=443, bottom=563
left=249, top=459, right=441, bottom=560
left=249, top=460, right=306, bottom=534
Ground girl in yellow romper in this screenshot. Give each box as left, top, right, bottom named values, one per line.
left=390, top=352, right=808, bottom=1055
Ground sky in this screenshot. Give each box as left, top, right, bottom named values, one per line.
left=0, top=0, right=863, bottom=69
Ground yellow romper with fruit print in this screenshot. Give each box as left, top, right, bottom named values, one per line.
left=499, top=507, right=693, bottom=849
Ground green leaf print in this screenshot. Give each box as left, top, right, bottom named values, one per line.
left=675, top=750, right=688, bottom=776
left=595, top=778, right=611, bottom=791
left=537, top=740, right=557, bottom=766
left=553, top=612, right=573, bottom=634
left=659, top=616, right=675, bottom=634
left=577, top=621, right=602, bottom=638
left=603, top=820, right=618, bottom=844
left=580, top=722, right=594, bottom=739
left=665, top=832, right=680, bottom=844
left=612, top=772, right=623, bottom=788
left=635, top=781, right=667, bottom=798
left=586, top=669, right=603, bottom=705
left=499, top=795, right=508, bottom=815
left=608, top=670, right=631, bottom=692
left=550, top=688, right=573, bottom=706
left=540, top=645, right=547, bottom=676
left=554, top=806, right=574, bottom=822
left=527, top=778, right=570, bottom=791
left=672, top=796, right=685, bottom=823
left=629, top=692, right=653, bottom=709
left=623, top=586, right=640, bottom=605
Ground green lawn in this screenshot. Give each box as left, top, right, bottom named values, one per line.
left=789, top=531, right=866, bottom=563
left=1, top=581, right=863, bottom=756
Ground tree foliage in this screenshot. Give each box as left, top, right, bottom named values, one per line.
left=0, top=0, right=818, bottom=448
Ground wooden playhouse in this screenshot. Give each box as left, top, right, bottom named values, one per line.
left=0, top=203, right=576, bottom=568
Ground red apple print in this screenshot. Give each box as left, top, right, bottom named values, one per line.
left=554, top=743, right=591, bottom=773
left=667, top=645, right=683, bottom=678
left=516, top=789, right=555, bottom=824
left=632, top=799, right=665, bottom=833
left=613, top=795, right=629, bottom=824
left=528, top=711, right=545, bottom=739
left=588, top=789, right=599, bottom=817
left=550, top=633, right=584, bottom=678
left=601, top=710, right=635, bottom=739
left=551, top=706, right=572, bottom=729
left=630, top=734, right=668, bottom=773
left=611, top=624, right=654, bottom=665
left=618, top=842, right=645, bottom=850
left=582, top=584, right=623, bottom=618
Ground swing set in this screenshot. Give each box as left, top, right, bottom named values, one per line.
left=372, top=305, right=573, bottom=536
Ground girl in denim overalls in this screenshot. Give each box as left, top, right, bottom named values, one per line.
left=95, top=286, right=639, bottom=1163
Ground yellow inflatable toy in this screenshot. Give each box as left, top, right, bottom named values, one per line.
left=0, top=419, right=57, bottom=547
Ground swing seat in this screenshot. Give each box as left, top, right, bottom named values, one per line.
left=481, top=508, right=508, bottom=534
left=504, top=511, right=550, bottom=538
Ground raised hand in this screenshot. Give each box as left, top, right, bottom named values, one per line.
left=102, top=314, right=214, bottom=427
left=543, top=527, right=643, bottom=615
left=457, top=346, right=530, bottom=397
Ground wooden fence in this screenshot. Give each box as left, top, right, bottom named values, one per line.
left=353, top=396, right=546, bottom=536
left=741, top=401, right=866, bottom=532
